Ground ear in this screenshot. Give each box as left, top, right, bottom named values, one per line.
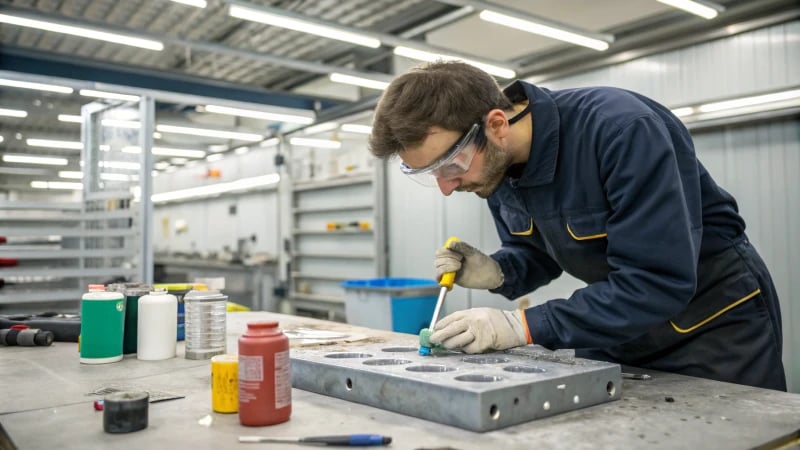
left=484, top=108, right=510, bottom=141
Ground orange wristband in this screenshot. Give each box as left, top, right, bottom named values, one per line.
left=518, top=309, right=533, bottom=345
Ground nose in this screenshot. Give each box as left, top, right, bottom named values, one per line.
left=436, top=177, right=459, bottom=196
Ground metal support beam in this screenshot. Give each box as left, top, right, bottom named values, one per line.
left=0, top=46, right=337, bottom=111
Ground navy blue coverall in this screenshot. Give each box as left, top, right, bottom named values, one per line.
left=488, top=81, right=786, bottom=391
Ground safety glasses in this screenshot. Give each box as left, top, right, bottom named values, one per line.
left=399, top=122, right=482, bottom=187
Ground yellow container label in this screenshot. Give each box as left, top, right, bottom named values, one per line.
left=211, top=354, right=239, bottom=413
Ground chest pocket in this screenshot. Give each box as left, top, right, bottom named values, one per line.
left=499, top=205, right=535, bottom=236
left=547, top=210, right=611, bottom=283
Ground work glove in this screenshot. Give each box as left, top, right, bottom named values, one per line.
left=435, top=240, right=504, bottom=290
left=429, top=308, right=530, bottom=354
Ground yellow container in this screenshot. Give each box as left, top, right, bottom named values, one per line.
left=211, top=354, right=239, bottom=413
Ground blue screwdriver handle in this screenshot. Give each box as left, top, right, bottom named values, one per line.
left=301, top=434, right=392, bottom=446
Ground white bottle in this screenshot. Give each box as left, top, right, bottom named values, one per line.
left=137, top=290, right=177, bottom=361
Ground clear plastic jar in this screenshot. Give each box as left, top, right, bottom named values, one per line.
left=183, top=289, right=227, bottom=360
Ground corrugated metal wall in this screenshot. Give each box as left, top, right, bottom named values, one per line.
left=386, top=20, right=800, bottom=391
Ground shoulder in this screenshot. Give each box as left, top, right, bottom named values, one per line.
left=550, top=86, right=664, bottom=131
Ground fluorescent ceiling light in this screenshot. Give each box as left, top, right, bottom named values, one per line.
left=26, top=138, right=82, bottom=150
left=393, top=46, right=516, bottom=79
left=206, top=153, right=224, bottom=162
left=0, top=167, right=49, bottom=176
left=58, top=114, right=82, bottom=123
left=0, top=78, right=73, bottom=94
left=698, top=89, right=800, bottom=113
left=80, top=89, right=141, bottom=102
left=170, top=157, right=189, bottom=165
left=203, top=104, right=314, bottom=125
left=0, top=136, right=3, bottom=143
left=121, top=146, right=206, bottom=158
left=228, top=4, right=380, bottom=48
left=0, top=13, right=164, bottom=51
left=341, top=124, right=372, bottom=134
left=479, top=10, right=610, bottom=51
left=259, top=137, right=280, bottom=148
left=656, top=0, right=721, bottom=20
left=3, top=154, right=69, bottom=166
left=157, top=124, right=263, bottom=141
left=671, top=107, right=694, bottom=117
left=289, top=137, right=342, bottom=149
left=155, top=161, right=171, bottom=170
left=304, top=122, right=339, bottom=135
left=170, top=0, right=207, bottom=7
left=235, top=147, right=250, bottom=155
left=0, top=108, right=28, bottom=118
left=58, top=171, right=83, bottom=179
left=31, top=181, right=83, bottom=190
left=329, top=73, right=389, bottom=91
left=152, top=173, right=281, bottom=203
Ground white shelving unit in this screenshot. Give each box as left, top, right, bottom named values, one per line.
left=288, top=170, right=386, bottom=320
left=0, top=200, right=138, bottom=311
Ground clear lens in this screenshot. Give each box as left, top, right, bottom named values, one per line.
left=400, top=123, right=481, bottom=187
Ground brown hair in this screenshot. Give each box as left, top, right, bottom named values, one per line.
left=368, top=61, right=513, bottom=159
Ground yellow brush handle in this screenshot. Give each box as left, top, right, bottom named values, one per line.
left=440, top=236, right=460, bottom=290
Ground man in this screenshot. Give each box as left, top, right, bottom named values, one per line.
left=368, top=61, right=786, bottom=391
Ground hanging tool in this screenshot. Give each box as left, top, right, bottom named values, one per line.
left=418, top=237, right=459, bottom=356
left=239, top=434, right=392, bottom=446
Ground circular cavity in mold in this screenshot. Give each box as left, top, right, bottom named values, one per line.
left=405, top=364, right=457, bottom=373
left=362, top=358, right=412, bottom=366
left=462, top=356, right=511, bottom=364
left=503, top=365, right=546, bottom=373
left=324, top=352, right=373, bottom=359
left=454, top=374, right=504, bottom=382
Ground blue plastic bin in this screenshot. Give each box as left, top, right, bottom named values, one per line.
left=341, top=278, right=441, bottom=334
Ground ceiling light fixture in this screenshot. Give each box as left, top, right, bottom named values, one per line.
left=206, top=153, right=224, bottom=162
left=157, top=124, right=263, bottom=141
left=289, top=137, right=342, bottom=149
left=3, top=154, right=69, bottom=166
left=235, top=147, right=250, bottom=155
left=170, top=0, right=207, bottom=7
left=698, top=89, right=800, bottom=113
left=329, top=73, right=390, bottom=91
left=80, top=89, right=141, bottom=102
left=259, top=137, right=280, bottom=148
left=26, top=139, right=82, bottom=150
left=479, top=10, right=610, bottom=51
left=656, top=0, right=723, bottom=20
left=203, top=104, right=314, bottom=125
left=0, top=78, right=73, bottom=94
left=57, top=114, right=82, bottom=123
left=341, top=124, right=372, bottom=134
left=0, top=108, right=28, bottom=118
left=670, top=107, right=694, bottom=117
left=303, top=122, right=339, bottom=135
left=228, top=4, right=381, bottom=48
left=31, top=181, right=83, bottom=190
left=152, top=173, right=281, bottom=203
left=393, top=46, right=516, bottom=79
left=121, top=146, right=206, bottom=158
left=0, top=13, right=164, bottom=50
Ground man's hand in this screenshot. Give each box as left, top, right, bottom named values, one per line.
left=429, top=308, right=530, bottom=354
left=435, top=240, right=504, bottom=290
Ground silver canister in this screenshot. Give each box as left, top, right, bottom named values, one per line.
left=183, top=289, right=227, bottom=360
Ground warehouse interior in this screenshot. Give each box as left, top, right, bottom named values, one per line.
left=1, top=0, right=799, bottom=447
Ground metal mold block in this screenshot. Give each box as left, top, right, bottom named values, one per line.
left=291, top=343, right=622, bottom=432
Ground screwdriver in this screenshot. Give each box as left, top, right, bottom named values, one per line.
left=239, top=434, right=392, bottom=446
left=418, top=236, right=459, bottom=356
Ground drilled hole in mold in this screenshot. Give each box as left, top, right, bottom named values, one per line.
left=381, top=347, right=417, bottom=353
left=489, top=404, right=500, bottom=420
left=455, top=374, right=504, bottom=382
left=363, top=358, right=412, bottom=366
left=607, top=381, right=616, bottom=397
left=513, top=398, right=519, bottom=405
left=325, top=352, right=373, bottom=359
left=345, top=378, right=353, bottom=390
left=503, top=365, right=546, bottom=373
left=406, top=364, right=456, bottom=373
left=462, top=356, right=511, bottom=364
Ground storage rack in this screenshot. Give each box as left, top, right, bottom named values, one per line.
left=288, top=168, right=386, bottom=320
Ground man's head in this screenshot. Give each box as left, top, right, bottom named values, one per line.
left=369, top=61, right=517, bottom=198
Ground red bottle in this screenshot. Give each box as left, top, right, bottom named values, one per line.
left=238, top=321, right=292, bottom=426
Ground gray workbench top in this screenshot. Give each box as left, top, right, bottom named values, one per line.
left=1, top=312, right=798, bottom=450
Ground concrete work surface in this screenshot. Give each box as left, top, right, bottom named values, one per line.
left=1, top=312, right=799, bottom=449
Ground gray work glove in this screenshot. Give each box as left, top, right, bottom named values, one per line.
left=429, top=308, right=530, bottom=354
left=434, top=240, right=504, bottom=290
